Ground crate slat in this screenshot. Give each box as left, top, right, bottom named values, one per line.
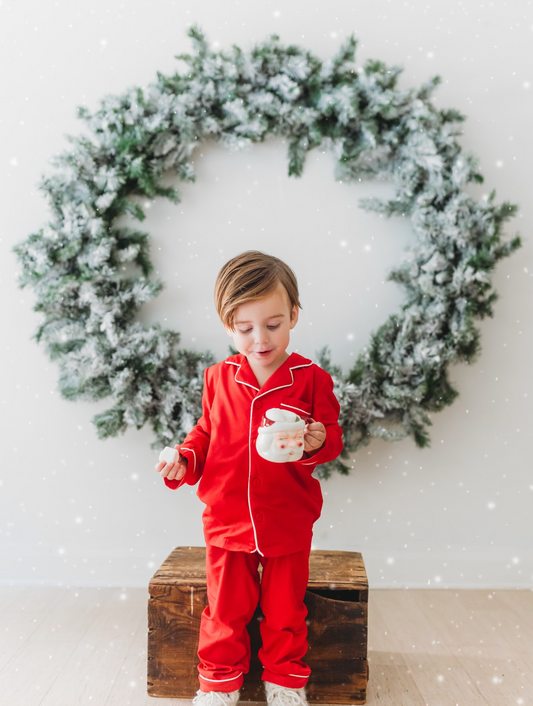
left=148, top=547, right=369, bottom=704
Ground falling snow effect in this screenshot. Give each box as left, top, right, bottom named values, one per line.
left=11, top=24, right=520, bottom=477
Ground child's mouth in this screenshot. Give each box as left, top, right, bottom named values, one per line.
left=256, top=350, right=271, bottom=358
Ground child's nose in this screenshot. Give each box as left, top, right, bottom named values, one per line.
left=255, top=328, right=269, bottom=344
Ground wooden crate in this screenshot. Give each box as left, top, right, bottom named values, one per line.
left=148, top=547, right=369, bottom=703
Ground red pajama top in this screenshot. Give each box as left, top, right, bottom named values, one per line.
left=163, top=351, right=344, bottom=557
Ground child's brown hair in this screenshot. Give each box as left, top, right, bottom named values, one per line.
left=214, top=250, right=302, bottom=332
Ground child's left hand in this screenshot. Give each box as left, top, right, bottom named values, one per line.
left=303, top=420, right=326, bottom=455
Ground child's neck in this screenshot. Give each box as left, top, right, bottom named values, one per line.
left=247, top=351, right=290, bottom=389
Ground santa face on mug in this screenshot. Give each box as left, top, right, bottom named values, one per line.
left=273, top=428, right=305, bottom=458
left=256, top=408, right=307, bottom=463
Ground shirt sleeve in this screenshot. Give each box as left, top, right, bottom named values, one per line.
left=163, top=365, right=213, bottom=490
left=292, top=369, right=344, bottom=470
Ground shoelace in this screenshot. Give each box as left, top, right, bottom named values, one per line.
left=192, top=690, right=239, bottom=706
left=266, top=685, right=306, bottom=706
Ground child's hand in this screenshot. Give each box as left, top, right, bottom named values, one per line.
left=303, top=421, right=326, bottom=455
left=155, top=447, right=188, bottom=482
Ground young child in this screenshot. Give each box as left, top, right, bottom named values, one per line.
left=155, top=250, right=344, bottom=706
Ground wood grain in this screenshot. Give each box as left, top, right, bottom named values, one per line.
left=1, top=585, right=531, bottom=705
left=148, top=547, right=369, bottom=703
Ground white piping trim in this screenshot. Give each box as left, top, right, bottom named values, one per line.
left=179, top=447, right=196, bottom=474
left=199, top=673, right=243, bottom=682
left=281, top=402, right=310, bottom=416
left=225, top=360, right=260, bottom=391
left=248, top=398, right=264, bottom=556
left=228, top=357, right=313, bottom=557
left=288, top=673, right=309, bottom=678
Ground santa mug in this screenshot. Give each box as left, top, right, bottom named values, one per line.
left=256, top=408, right=314, bottom=463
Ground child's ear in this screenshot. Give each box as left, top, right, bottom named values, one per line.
left=290, top=305, right=299, bottom=329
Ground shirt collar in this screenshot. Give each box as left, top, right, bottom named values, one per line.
left=226, top=352, right=313, bottom=393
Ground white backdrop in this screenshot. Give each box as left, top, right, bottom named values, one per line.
left=1, top=0, right=532, bottom=588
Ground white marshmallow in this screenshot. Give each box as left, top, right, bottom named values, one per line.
left=265, top=408, right=287, bottom=422
left=265, top=408, right=299, bottom=423
left=159, top=446, right=178, bottom=464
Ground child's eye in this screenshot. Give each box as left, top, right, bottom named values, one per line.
left=237, top=324, right=280, bottom=334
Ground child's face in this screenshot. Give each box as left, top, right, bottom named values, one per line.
left=225, top=282, right=298, bottom=374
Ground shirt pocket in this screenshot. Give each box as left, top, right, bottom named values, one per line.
left=281, top=396, right=312, bottom=420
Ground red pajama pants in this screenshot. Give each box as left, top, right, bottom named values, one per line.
left=197, top=543, right=312, bottom=692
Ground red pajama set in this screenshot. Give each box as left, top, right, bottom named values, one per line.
left=163, top=352, right=344, bottom=692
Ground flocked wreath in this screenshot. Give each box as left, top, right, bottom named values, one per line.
left=13, top=25, right=520, bottom=479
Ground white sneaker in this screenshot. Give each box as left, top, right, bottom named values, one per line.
left=264, top=681, right=309, bottom=706
left=192, top=688, right=240, bottom=706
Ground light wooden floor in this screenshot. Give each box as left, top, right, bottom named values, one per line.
left=1, top=586, right=532, bottom=706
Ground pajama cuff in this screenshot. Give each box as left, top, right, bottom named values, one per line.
left=262, top=669, right=310, bottom=689
left=198, top=671, right=243, bottom=692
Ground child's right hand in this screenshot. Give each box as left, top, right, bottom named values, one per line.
left=155, top=448, right=188, bottom=482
